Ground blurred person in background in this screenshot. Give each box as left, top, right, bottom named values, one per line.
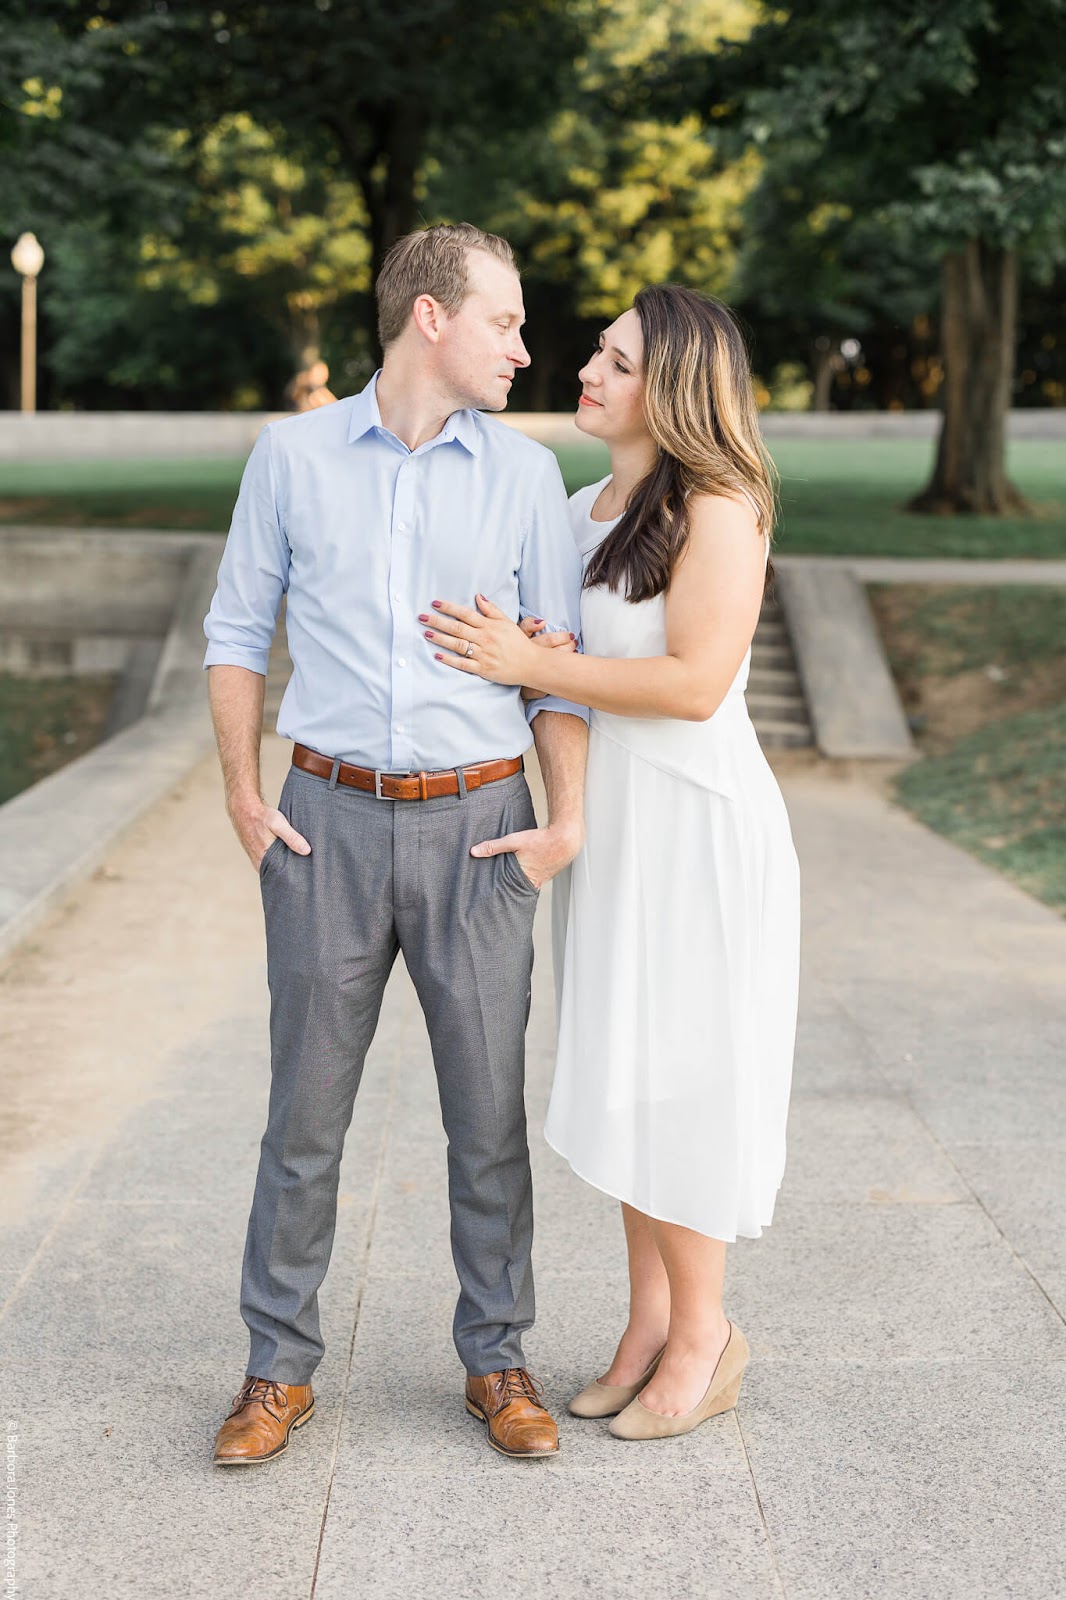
left=284, top=359, right=337, bottom=412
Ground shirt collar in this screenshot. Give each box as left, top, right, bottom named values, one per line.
left=348, top=370, right=480, bottom=456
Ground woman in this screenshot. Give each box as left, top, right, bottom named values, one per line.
left=421, top=285, right=800, bottom=1441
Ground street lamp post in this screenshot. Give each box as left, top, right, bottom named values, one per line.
left=10, top=232, right=45, bottom=414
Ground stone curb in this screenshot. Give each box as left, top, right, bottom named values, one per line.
left=774, top=564, right=916, bottom=761
left=777, top=555, right=1066, bottom=584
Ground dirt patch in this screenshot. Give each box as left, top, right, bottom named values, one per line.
left=869, top=583, right=1066, bottom=755
left=0, top=497, right=57, bottom=520
left=870, top=583, right=1066, bottom=914
left=893, top=657, right=1066, bottom=755
left=0, top=497, right=215, bottom=528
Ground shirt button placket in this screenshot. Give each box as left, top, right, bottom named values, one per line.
left=388, top=465, right=416, bottom=770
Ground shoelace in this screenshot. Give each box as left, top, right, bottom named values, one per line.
left=230, top=1377, right=287, bottom=1422
left=498, top=1368, right=546, bottom=1410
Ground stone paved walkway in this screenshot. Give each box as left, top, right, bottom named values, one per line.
left=1, top=739, right=1064, bottom=1599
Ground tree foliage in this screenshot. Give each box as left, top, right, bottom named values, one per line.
left=433, top=0, right=760, bottom=405
left=3, top=0, right=1065, bottom=427
left=685, top=0, right=1066, bottom=505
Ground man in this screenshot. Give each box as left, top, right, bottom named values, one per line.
left=205, top=223, right=588, bottom=1464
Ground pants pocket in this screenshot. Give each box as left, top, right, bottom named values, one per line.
left=258, top=835, right=288, bottom=879
left=500, top=848, right=540, bottom=897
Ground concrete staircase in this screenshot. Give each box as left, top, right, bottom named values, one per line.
left=747, top=594, right=813, bottom=749
left=264, top=597, right=815, bottom=750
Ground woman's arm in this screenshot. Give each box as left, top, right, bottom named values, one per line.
left=422, top=495, right=766, bottom=722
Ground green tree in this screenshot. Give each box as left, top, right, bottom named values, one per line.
left=41, top=117, right=372, bottom=407
left=140, top=116, right=371, bottom=372
left=730, top=164, right=936, bottom=410
left=435, top=0, right=759, bottom=407
left=703, top=0, right=1066, bottom=513
left=25, top=0, right=593, bottom=280
left=3, top=0, right=596, bottom=396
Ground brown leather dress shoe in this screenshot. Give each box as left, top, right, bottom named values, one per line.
left=213, top=1377, right=315, bottom=1466
left=465, top=1368, right=559, bottom=1459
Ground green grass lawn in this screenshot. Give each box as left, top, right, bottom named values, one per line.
left=1, top=435, right=1063, bottom=557
left=896, top=704, right=1066, bottom=914
left=0, top=456, right=248, bottom=531
left=0, top=673, right=117, bottom=805
left=772, top=438, right=1065, bottom=558
left=872, top=584, right=1066, bottom=914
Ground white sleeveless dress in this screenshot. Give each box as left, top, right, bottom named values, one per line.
left=544, top=477, right=801, bottom=1241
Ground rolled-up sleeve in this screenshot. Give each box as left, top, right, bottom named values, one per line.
left=203, top=424, right=289, bottom=675
left=518, top=452, right=590, bottom=726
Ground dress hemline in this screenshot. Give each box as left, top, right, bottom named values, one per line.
left=543, top=1128, right=780, bottom=1245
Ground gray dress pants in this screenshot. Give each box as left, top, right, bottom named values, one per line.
left=242, top=760, right=541, bottom=1384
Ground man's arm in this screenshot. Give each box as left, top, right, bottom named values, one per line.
left=469, top=708, right=587, bottom=889
left=203, top=425, right=308, bottom=868
left=469, top=450, right=589, bottom=887
left=531, top=709, right=587, bottom=849
left=531, top=706, right=588, bottom=873
left=517, top=450, right=590, bottom=729
left=208, top=665, right=310, bottom=868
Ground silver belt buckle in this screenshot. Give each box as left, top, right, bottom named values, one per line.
left=373, top=768, right=408, bottom=800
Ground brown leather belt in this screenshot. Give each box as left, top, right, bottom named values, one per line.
left=292, top=743, right=523, bottom=801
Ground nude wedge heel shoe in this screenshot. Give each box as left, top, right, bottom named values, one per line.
left=567, top=1347, right=666, bottom=1419
left=608, top=1324, right=749, bottom=1441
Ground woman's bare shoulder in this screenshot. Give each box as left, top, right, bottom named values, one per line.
left=680, top=491, right=764, bottom=575
left=687, top=487, right=761, bottom=534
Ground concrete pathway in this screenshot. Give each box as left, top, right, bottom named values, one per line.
left=2, top=741, right=1064, bottom=1599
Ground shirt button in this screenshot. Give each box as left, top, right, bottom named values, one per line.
left=397, top=657, right=407, bottom=668
left=397, top=521, right=408, bottom=532
left=393, top=722, right=404, bottom=732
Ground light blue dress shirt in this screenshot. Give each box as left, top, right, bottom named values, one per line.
left=203, top=374, right=588, bottom=771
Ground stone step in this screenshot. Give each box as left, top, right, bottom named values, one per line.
left=754, top=717, right=815, bottom=748
left=748, top=666, right=802, bottom=693
left=747, top=692, right=808, bottom=724
left=750, top=646, right=793, bottom=670
left=751, top=605, right=812, bottom=745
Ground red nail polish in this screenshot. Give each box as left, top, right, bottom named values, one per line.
left=570, top=632, right=576, bottom=640
left=432, top=600, right=443, bottom=609
left=434, top=652, right=443, bottom=661
left=424, top=630, right=434, bottom=638
left=418, top=613, right=429, bottom=623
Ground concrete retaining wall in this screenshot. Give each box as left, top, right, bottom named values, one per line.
left=775, top=563, right=916, bottom=761
left=0, top=531, right=223, bottom=964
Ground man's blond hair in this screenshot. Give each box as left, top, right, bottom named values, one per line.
left=376, top=223, right=517, bottom=348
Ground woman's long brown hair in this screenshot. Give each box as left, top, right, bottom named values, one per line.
left=584, top=285, right=778, bottom=603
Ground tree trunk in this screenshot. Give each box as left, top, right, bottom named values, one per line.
left=910, top=241, right=1027, bottom=515
left=287, top=309, right=320, bottom=374
left=811, top=337, right=840, bottom=411
left=325, top=108, right=422, bottom=361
